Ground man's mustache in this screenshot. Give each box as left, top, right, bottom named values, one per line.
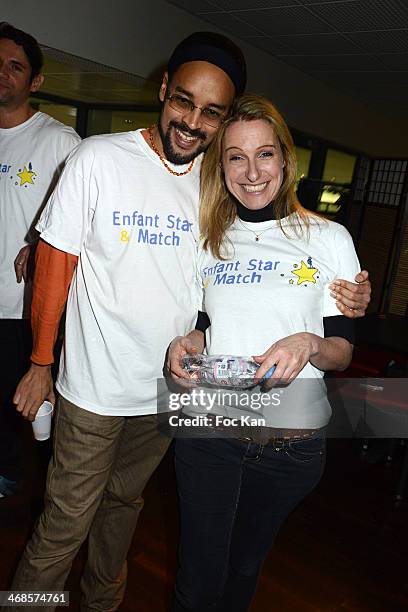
left=169, top=121, right=206, bottom=142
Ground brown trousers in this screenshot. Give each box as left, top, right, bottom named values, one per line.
left=9, top=395, right=171, bottom=612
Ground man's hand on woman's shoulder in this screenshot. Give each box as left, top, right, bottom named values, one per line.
left=330, top=270, right=371, bottom=318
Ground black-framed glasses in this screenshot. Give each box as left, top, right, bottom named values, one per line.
left=165, top=93, right=226, bottom=128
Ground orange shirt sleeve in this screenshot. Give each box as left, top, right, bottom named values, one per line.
left=31, top=239, right=78, bottom=365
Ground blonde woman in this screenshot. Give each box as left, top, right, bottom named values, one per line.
left=169, top=94, right=367, bottom=612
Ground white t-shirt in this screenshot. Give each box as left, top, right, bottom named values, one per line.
left=0, top=111, right=80, bottom=318
left=195, top=215, right=361, bottom=428
left=37, top=129, right=201, bottom=416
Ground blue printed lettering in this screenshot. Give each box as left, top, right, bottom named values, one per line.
left=203, top=261, right=240, bottom=277
left=138, top=228, right=180, bottom=246
left=167, top=214, right=193, bottom=232
left=214, top=272, right=261, bottom=285
left=113, top=211, right=160, bottom=227
left=246, top=258, right=280, bottom=271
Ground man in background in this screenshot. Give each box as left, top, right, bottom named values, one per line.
left=0, top=22, right=80, bottom=498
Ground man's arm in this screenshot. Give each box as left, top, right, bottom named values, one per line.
left=330, top=270, right=371, bottom=318
left=13, top=239, right=78, bottom=421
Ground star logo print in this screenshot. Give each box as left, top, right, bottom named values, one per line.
left=291, top=260, right=318, bottom=285
left=17, top=163, right=36, bottom=187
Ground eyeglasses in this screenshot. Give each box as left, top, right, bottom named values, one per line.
left=165, top=93, right=226, bottom=128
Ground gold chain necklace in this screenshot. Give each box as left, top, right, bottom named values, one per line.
left=238, top=218, right=276, bottom=242
left=148, top=126, right=195, bottom=177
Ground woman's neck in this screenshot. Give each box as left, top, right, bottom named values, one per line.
left=235, top=200, right=276, bottom=223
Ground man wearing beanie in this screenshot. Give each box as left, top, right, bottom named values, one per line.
left=8, top=31, right=246, bottom=611
left=9, top=31, right=369, bottom=610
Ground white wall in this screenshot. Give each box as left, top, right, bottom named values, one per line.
left=3, top=0, right=406, bottom=157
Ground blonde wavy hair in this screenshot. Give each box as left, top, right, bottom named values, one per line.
left=200, top=93, right=314, bottom=259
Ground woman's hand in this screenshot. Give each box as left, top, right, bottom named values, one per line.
left=253, top=332, right=319, bottom=386
left=253, top=332, right=352, bottom=388
left=167, top=330, right=205, bottom=386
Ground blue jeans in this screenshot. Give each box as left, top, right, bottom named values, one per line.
left=174, top=433, right=325, bottom=612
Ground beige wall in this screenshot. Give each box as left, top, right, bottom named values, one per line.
left=3, top=0, right=407, bottom=157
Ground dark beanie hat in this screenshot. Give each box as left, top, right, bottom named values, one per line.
left=167, top=31, right=247, bottom=95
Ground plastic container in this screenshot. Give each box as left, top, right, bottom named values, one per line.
left=182, top=354, right=266, bottom=389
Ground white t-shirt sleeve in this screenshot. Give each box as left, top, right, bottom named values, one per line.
left=55, top=129, right=81, bottom=172
left=323, top=224, right=361, bottom=318
left=26, top=127, right=81, bottom=246
left=36, top=142, right=95, bottom=256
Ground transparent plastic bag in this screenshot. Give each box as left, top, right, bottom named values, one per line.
left=182, top=354, right=261, bottom=389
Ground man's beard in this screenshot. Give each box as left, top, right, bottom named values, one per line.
left=158, top=118, right=209, bottom=164
left=0, top=83, right=12, bottom=106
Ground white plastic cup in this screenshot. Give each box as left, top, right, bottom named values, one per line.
left=32, top=401, right=54, bottom=441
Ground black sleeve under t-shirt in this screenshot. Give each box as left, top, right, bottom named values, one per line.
left=323, top=315, right=355, bottom=344
left=195, top=311, right=355, bottom=344
left=195, top=311, right=211, bottom=333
